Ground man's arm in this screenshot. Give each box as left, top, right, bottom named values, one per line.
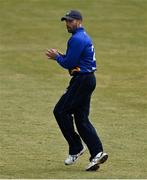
left=46, top=37, right=84, bottom=69
left=55, top=37, right=84, bottom=69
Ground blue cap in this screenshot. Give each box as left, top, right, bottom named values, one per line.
left=61, top=10, right=83, bottom=21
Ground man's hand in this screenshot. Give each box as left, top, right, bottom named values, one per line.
left=46, top=48, right=59, bottom=60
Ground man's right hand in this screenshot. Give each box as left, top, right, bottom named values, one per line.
left=46, top=48, right=59, bottom=60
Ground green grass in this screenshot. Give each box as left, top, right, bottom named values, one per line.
left=0, top=0, right=147, bottom=178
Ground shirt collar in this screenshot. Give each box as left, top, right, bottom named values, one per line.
left=72, top=27, right=84, bottom=34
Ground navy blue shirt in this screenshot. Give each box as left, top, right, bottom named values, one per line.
left=55, top=27, right=96, bottom=73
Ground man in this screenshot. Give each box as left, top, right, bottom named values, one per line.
left=46, top=10, right=108, bottom=171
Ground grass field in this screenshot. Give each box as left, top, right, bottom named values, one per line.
left=0, top=0, right=147, bottom=178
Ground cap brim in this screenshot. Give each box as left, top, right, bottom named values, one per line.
left=61, top=16, right=74, bottom=21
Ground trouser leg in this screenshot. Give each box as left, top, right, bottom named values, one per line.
left=53, top=79, right=83, bottom=155
left=74, top=95, right=103, bottom=160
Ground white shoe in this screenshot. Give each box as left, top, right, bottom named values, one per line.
left=64, top=146, right=86, bottom=165
left=86, top=152, right=108, bottom=171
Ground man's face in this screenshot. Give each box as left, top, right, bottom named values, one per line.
left=65, top=19, right=81, bottom=33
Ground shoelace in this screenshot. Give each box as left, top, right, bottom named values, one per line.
left=91, top=157, right=99, bottom=163
left=91, top=152, right=103, bottom=163
left=69, top=155, right=78, bottom=162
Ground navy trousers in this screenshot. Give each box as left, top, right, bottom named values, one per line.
left=53, top=73, right=103, bottom=160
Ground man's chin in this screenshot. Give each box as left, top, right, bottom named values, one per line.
left=67, top=29, right=72, bottom=33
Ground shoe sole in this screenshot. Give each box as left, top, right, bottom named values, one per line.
left=99, top=153, right=108, bottom=164
left=86, top=164, right=100, bottom=171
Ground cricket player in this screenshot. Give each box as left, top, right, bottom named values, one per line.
left=46, top=10, right=108, bottom=171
